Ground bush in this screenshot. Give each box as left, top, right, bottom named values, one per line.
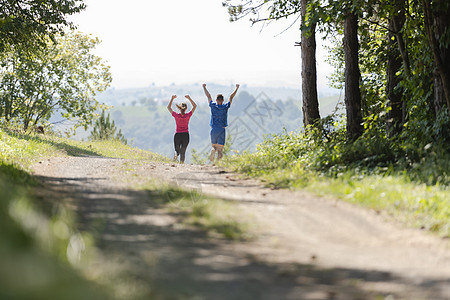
left=89, top=110, right=127, bottom=145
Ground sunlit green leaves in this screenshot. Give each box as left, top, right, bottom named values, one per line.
left=0, top=0, right=85, bottom=51
left=0, top=31, right=112, bottom=133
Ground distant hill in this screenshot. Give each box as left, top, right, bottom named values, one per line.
left=96, top=83, right=340, bottom=108
left=76, top=83, right=342, bottom=162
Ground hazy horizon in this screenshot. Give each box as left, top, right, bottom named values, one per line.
left=70, top=0, right=335, bottom=90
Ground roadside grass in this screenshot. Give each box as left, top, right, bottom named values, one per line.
left=1, top=127, right=167, bottom=166
left=0, top=128, right=65, bottom=179
left=0, top=127, right=169, bottom=299
left=306, top=175, right=449, bottom=234
left=221, top=131, right=450, bottom=238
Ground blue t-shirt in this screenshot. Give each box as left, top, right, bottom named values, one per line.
left=209, top=101, right=231, bottom=128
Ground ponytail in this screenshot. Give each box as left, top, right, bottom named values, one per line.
left=176, top=103, right=187, bottom=114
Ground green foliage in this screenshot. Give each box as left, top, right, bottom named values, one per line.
left=89, top=110, right=127, bottom=145
left=319, top=0, right=450, bottom=144
left=0, top=0, right=86, bottom=52
left=228, top=1, right=450, bottom=150
left=0, top=31, right=111, bottom=133
left=226, top=113, right=448, bottom=185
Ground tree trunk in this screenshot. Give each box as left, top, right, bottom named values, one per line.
left=343, top=12, right=363, bottom=140
left=386, top=0, right=406, bottom=136
left=423, top=0, right=450, bottom=111
left=434, top=69, right=446, bottom=113
left=301, top=0, right=320, bottom=128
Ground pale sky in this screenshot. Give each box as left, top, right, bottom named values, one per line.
left=70, top=0, right=333, bottom=89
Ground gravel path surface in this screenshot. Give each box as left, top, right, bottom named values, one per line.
left=32, top=156, right=450, bottom=300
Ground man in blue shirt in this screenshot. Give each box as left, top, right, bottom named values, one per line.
left=202, top=83, right=240, bottom=162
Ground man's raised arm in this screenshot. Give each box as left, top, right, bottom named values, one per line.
left=229, top=84, right=240, bottom=104
left=202, top=83, right=212, bottom=103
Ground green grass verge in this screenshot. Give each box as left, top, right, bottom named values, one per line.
left=1, top=127, right=167, bottom=168
left=306, top=175, right=449, bottom=234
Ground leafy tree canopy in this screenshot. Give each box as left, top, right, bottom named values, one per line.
left=0, top=0, right=85, bottom=51
left=0, top=31, right=112, bottom=133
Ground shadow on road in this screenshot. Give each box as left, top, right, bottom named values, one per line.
left=32, top=173, right=449, bottom=300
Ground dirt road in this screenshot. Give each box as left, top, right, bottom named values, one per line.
left=32, top=156, right=450, bottom=300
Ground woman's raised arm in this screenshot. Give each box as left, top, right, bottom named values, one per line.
left=167, top=95, right=177, bottom=113
left=185, top=95, right=197, bottom=114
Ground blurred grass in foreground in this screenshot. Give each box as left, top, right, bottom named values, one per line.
left=0, top=173, right=113, bottom=299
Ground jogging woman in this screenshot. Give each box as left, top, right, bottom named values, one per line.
left=167, top=95, right=197, bottom=163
